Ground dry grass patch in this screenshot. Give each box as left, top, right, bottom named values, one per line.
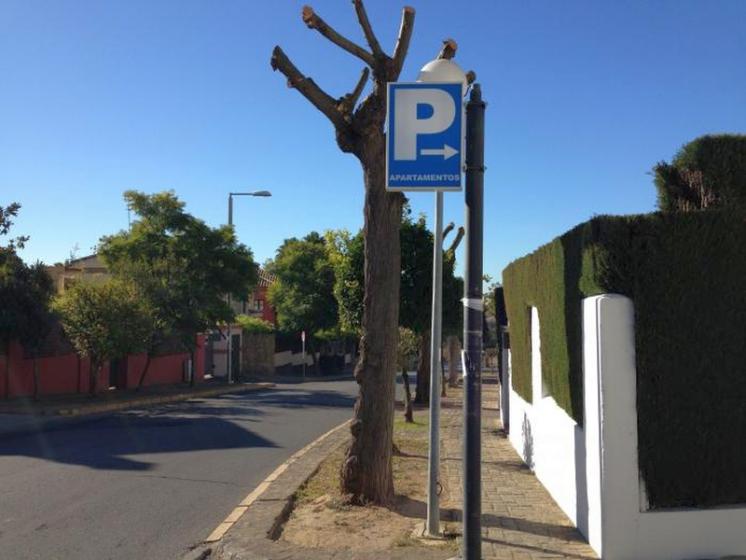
left=281, top=413, right=458, bottom=555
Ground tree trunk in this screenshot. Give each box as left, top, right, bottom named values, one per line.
left=414, top=331, right=430, bottom=405
left=401, top=367, right=413, bottom=423
left=448, top=335, right=461, bottom=387
left=136, top=353, right=153, bottom=391
left=340, top=139, right=403, bottom=505
left=89, top=360, right=99, bottom=396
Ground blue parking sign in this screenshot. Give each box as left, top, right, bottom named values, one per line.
left=386, top=82, right=463, bottom=192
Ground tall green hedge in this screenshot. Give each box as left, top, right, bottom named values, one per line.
left=654, top=134, right=746, bottom=212
left=503, top=211, right=746, bottom=508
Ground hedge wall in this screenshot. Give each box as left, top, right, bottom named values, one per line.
left=502, top=210, right=746, bottom=508
left=654, top=134, right=746, bottom=212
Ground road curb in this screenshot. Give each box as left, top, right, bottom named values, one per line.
left=0, top=382, right=275, bottom=441
left=185, top=418, right=352, bottom=559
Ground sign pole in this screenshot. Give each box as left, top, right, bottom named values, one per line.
left=301, top=330, right=306, bottom=381
left=426, top=190, right=444, bottom=536
left=462, top=83, right=485, bottom=560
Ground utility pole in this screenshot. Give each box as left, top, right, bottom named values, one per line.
left=462, top=83, right=485, bottom=560
left=426, top=190, right=444, bottom=536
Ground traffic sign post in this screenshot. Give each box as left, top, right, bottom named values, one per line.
left=386, top=82, right=464, bottom=192
left=301, top=330, right=306, bottom=381
left=386, top=78, right=465, bottom=539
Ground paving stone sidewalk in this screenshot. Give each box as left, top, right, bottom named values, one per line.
left=440, top=380, right=598, bottom=560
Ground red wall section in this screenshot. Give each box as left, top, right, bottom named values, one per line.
left=2, top=334, right=206, bottom=398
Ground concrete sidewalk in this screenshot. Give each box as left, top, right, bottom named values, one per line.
left=0, top=380, right=274, bottom=439
left=440, top=381, right=597, bottom=560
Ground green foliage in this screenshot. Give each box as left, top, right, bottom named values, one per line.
left=399, top=211, right=435, bottom=335
left=0, top=203, right=29, bottom=251
left=53, top=279, right=153, bottom=389
left=267, top=232, right=338, bottom=343
left=329, top=208, right=464, bottom=340
left=397, top=327, right=418, bottom=371
left=325, top=229, right=364, bottom=334
left=503, top=211, right=746, bottom=508
left=0, top=203, right=54, bottom=351
left=100, top=190, right=258, bottom=354
left=653, top=134, right=746, bottom=212
left=236, top=314, right=274, bottom=334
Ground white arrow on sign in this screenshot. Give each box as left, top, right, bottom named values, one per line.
left=420, top=144, right=459, bottom=160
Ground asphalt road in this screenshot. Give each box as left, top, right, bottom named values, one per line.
left=0, top=377, right=358, bottom=560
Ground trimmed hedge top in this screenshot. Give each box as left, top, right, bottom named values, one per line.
left=654, top=134, right=746, bottom=212
left=503, top=211, right=746, bottom=508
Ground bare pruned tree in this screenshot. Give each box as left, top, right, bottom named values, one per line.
left=271, top=2, right=462, bottom=505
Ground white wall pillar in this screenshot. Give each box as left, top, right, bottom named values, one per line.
left=583, top=294, right=639, bottom=558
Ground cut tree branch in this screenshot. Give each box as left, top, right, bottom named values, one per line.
left=353, top=0, right=384, bottom=58
left=339, top=67, right=370, bottom=116
left=437, top=38, right=457, bottom=60
left=390, top=6, right=415, bottom=79
left=442, top=222, right=455, bottom=240
left=466, top=70, right=477, bottom=85
left=302, top=5, right=375, bottom=67
left=446, top=226, right=465, bottom=255
left=271, top=46, right=348, bottom=131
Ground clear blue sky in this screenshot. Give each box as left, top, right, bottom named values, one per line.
left=2, top=0, right=745, bottom=282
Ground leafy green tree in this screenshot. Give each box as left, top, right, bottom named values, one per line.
left=325, top=230, right=364, bottom=335
left=267, top=232, right=337, bottom=373
left=53, top=279, right=152, bottom=395
left=0, top=203, right=55, bottom=399
left=236, top=314, right=274, bottom=334
left=100, top=191, right=258, bottom=388
left=331, top=208, right=464, bottom=404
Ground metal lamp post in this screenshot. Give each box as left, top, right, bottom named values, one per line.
left=416, top=58, right=469, bottom=539
left=226, top=190, right=272, bottom=384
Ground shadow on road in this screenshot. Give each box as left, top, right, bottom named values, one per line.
left=234, top=388, right=356, bottom=409
left=0, top=414, right=277, bottom=471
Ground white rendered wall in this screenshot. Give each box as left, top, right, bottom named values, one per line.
left=584, top=294, right=746, bottom=560
left=507, top=295, right=746, bottom=560
left=507, top=307, right=589, bottom=536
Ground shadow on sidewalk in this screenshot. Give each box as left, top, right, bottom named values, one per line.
left=397, top=496, right=589, bottom=544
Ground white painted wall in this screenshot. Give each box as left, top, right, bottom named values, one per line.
left=584, top=295, right=746, bottom=560
left=506, top=295, right=746, bottom=560
left=507, top=307, right=589, bottom=536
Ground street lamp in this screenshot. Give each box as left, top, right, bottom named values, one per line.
left=228, top=190, right=272, bottom=226
left=417, top=57, right=468, bottom=540
left=225, top=190, right=272, bottom=385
